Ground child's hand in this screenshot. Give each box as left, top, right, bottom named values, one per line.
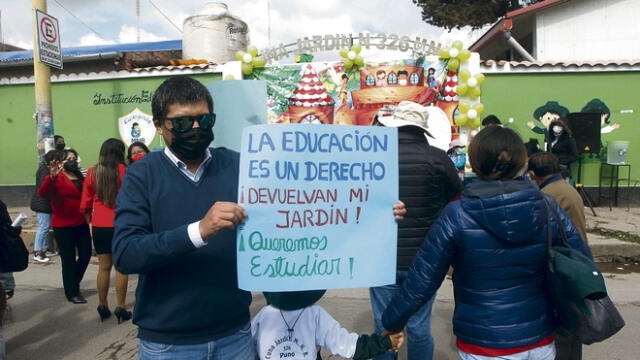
left=388, top=332, right=404, bottom=351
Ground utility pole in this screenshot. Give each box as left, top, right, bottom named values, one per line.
left=32, top=0, right=55, bottom=159
left=136, top=0, right=140, bottom=43
left=267, top=0, right=271, bottom=46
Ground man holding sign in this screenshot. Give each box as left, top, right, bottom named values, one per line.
left=113, top=76, right=406, bottom=360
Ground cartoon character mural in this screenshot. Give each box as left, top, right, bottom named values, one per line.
left=427, top=67, right=440, bottom=91
left=581, top=98, right=620, bottom=134
left=131, top=122, right=142, bottom=139
left=251, top=48, right=479, bottom=150
left=527, top=101, right=570, bottom=141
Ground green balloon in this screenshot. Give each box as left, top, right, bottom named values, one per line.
left=241, top=62, right=253, bottom=75
left=457, top=84, right=469, bottom=96
left=447, top=58, right=460, bottom=72
left=344, top=59, right=354, bottom=70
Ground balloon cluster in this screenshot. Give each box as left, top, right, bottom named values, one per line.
left=235, top=46, right=266, bottom=76
left=456, top=101, right=485, bottom=128
left=438, top=40, right=471, bottom=72
left=456, top=70, right=485, bottom=99
left=339, top=44, right=364, bottom=72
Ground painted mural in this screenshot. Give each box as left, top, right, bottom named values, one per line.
left=249, top=55, right=480, bottom=154
left=252, top=58, right=452, bottom=125
left=527, top=98, right=621, bottom=158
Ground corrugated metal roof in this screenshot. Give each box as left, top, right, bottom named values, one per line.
left=0, top=40, right=181, bottom=62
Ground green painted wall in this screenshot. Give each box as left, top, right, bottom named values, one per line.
left=482, top=71, right=639, bottom=186
left=0, top=73, right=220, bottom=185
left=2, top=70, right=637, bottom=187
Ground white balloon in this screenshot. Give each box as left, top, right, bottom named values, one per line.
left=467, top=77, right=478, bottom=87
left=467, top=109, right=478, bottom=119
left=348, top=51, right=357, bottom=60
left=242, top=53, right=253, bottom=63
left=449, top=48, right=459, bottom=58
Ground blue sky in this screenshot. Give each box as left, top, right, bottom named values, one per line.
left=0, top=1, right=483, bottom=60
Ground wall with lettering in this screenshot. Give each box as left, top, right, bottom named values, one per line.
left=237, top=124, right=399, bottom=291
left=0, top=73, right=220, bottom=185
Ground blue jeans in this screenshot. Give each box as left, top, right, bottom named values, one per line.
left=458, top=342, right=556, bottom=360
left=138, top=323, right=255, bottom=360
left=34, top=212, right=51, bottom=252
left=370, top=270, right=436, bottom=360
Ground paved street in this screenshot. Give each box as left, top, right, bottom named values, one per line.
left=4, top=255, right=639, bottom=359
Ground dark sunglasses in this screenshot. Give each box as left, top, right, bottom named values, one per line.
left=165, top=113, right=216, bottom=133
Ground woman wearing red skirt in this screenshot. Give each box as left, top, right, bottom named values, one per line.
left=81, top=138, right=132, bottom=323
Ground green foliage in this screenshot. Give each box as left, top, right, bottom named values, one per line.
left=412, top=0, right=531, bottom=30
left=253, top=66, right=302, bottom=114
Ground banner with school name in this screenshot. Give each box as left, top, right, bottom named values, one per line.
left=237, top=124, right=398, bottom=291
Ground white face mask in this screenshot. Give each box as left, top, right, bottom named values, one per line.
left=552, top=126, right=563, bottom=134
left=398, top=79, right=407, bottom=86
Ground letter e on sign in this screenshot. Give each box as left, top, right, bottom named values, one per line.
left=35, top=9, right=63, bottom=69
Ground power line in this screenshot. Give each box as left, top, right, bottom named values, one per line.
left=147, top=0, right=182, bottom=34
left=52, top=0, right=111, bottom=41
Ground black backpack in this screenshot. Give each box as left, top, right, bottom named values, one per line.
left=0, top=224, right=29, bottom=273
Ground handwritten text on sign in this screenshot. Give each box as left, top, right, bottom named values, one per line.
left=237, top=124, right=398, bottom=291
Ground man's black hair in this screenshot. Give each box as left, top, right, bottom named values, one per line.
left=151, top=76, right=213, bottom=124
left=54, top=135, right=64, bottom=142
left=528, top=152, right=561, bottom=178
left=482, top=114, right=502, bottom=126
left=398, top=70, right=409, bottom=76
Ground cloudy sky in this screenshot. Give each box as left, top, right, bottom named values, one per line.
left=0, top=0, right=484, bottom=60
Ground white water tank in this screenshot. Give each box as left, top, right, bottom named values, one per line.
left=182, top=3, right=249, bottom=63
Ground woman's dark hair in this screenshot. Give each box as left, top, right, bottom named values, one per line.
left=51, top=149, right=83, bottom=179
left=95, top=138, right=125, bottom=207
left=42, top=150, right=55, bottom=165
left=549, top=118, right=572, bottom=136
left=468, top=126, right=527, bottom=181
left=151, top=76, right=213, bottom=124
left=62, top=149, right=84, bottom=181
left=54, top=135, right=64, bottom=143
left=127, top=141, right=151, bottom=164
left=528, top=152, right=561, bottom=178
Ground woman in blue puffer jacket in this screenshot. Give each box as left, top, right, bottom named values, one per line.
left=381, top=126, right=591, bottom=359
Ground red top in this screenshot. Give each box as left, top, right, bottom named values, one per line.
left=38, top=174, right=85, bottom=228
left=80, top=163, right=126, bottom=228
left=457, top=335, right=554, bottom=357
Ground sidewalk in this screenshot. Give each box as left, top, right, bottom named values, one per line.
left=585, top=207, right=640, bottom=260
left=4, top=253, right=640, bottom=359
left=10, top=205, right=640, bottom=260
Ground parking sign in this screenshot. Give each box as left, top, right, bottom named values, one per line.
left=35, top=9, right=62, bottom=69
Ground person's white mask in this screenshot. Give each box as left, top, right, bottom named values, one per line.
left=552, top=125, right=563, bottom=134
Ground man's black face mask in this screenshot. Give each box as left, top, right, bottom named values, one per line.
left=169, top=127, right=214, bottom=160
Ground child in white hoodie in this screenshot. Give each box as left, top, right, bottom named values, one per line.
left=252, top=290, right=403, bottom=360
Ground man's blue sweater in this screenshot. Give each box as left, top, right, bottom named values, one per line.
left=113, top=148, right=251, bottom=345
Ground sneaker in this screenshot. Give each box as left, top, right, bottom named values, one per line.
left=33, top=252, right=50, bottom=263
left=45, top=250, right=58, bottom=257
